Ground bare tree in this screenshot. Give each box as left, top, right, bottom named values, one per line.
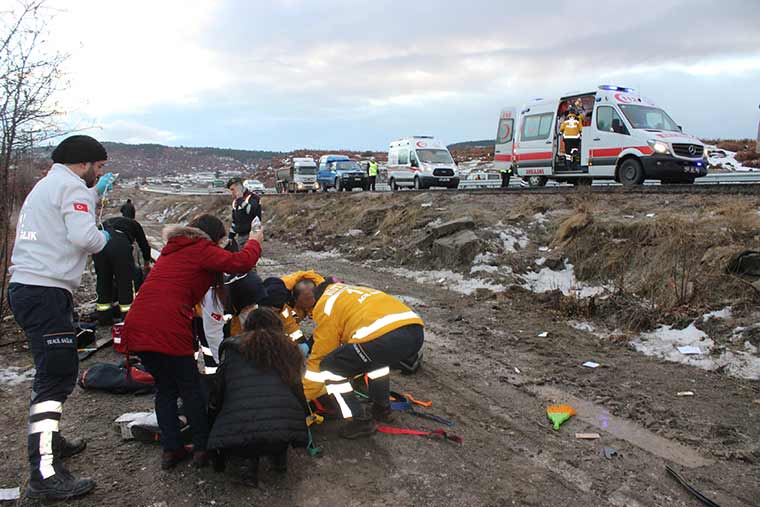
left=0, top=0, right=68, bottom=318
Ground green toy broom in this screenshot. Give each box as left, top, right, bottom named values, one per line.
left=547, top=404, right=576, bottom=430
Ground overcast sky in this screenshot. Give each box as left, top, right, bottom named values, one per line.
left=37, top=0, right=760, bottom=150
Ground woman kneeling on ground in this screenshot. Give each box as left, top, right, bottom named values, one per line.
left=207, top=308, right=308, bottom=487
left=124, top=214, right=262, bottom=470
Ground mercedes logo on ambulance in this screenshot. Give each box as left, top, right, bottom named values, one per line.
left=688, top=145, right=697, bottom=156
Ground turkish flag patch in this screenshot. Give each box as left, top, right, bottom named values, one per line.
left=73, top=202, right=89, bottom=212
left=211, top=312, right=223, bottom=322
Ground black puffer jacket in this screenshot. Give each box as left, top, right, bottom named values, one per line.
left=207, top=337, right=308, bottom=450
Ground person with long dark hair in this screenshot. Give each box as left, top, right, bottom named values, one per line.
left=207, top=308, right=308, bottom=487
left=123, top=214, right=262, bottom=470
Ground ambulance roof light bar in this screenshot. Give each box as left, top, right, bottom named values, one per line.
left=599, top=85, right=635, bottom=93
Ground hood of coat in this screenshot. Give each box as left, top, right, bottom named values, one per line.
left=161, top=225, right=213, bottom=255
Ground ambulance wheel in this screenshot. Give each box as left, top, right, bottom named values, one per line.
left=414, top=176, right=424, bottom=191
left=527, top=175, right=547, bottom=187
left=390, top=178, right=399, bottom=191
left=619, top=159, right=644, bottom=186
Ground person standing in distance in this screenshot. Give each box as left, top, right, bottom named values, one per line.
left=7, top=135, right=115, bottom=500
left=226, top=177, right=261, bottom=247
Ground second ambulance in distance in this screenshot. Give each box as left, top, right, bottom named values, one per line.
left=494, top=85, right=708, bottom=186
left=387, top=136, right=460, bottom=190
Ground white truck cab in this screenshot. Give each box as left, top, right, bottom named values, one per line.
left=495, top=85, right=708, bottom=186
left=387, top=136, right=460, bottom=190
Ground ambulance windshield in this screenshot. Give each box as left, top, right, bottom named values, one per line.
left=417, top=149, right=454, bottom=164
left=619, top=105, right=679, bottom=132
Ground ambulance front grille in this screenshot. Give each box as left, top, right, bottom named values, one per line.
left=433, top=168, right=455, bottom=176
left=672, top=144, right=704, bottom=159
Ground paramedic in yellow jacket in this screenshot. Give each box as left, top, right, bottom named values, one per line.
left=303, top=281, right=424, bottom=439
left=559, top=112, right=583, bottom=160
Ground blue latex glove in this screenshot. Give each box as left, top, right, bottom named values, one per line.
left=96, top=172, right=115, bottom=196
left=102, top=230, right=111, bottom=243
left=298, top=342, right=310, bottom=358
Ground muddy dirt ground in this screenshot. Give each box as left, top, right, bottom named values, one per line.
left=1, top=189, right=759, bottom=506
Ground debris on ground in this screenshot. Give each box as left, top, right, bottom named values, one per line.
left=546, top=404, right=576, bottom=430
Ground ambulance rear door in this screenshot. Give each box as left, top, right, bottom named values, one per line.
left=494, top=107, right=516, bottom=172
left=514, top=102, right=555, bottom=179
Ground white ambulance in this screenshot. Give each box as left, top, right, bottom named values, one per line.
left=494, top=85, right=708, bottom=186
left=387, top=136, right=460, bottom=190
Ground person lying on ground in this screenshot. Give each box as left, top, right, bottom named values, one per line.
left=303, top=281, right=425, bottom=439
left=123, top=214, right=263, bottom=471
left=207, top=308, right=308, bottom=487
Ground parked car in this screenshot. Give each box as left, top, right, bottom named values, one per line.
left=243, top=179, right=267, bottom=193
left=317, top=155, right=368, bottom=191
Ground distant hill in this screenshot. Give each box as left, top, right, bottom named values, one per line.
left=448, top=139, right=495, bottom=150
left=34, top=142, right=283, bottom=179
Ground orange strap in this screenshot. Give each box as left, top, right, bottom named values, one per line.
left=404, top=393, right=432, bottom=407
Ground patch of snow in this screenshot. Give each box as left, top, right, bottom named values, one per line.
left=702, top=307, right=732, bottom=322
left=470, top=252, right=508, bottom=275
left=498, top=227, right=529, bottom=253
left=471, top=264, right=500, bottom=274
left=535, top=257, right=546, bottom=266
left=532, top=213, right=548, bottom=225
left=381, top=267, right=505, bottom=296
left=520, top=261, right=607, bottom=298
left=0, top=367, right=35, bottom=386
left=300, top=249, right=341, bottom=260
left=631, top=323, right=760, bottom=380
left=707, top=148, right=753, bottom=172
left=568, top=321, right=596, bottom=333
left=393, top=294, right=427, bottom=307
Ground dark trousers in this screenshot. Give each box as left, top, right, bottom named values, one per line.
left=500, top=171, right=511, bottom=188
left=93, top=232, right=136, bottom=314
left=368, top=176, right=376, bottom=191
left=8, top=283, right=78, bottom=480
left=564, top=138, right=580, bottom=158
left=138, top=352, right=209, bottom=452
left=320, top=324, right=424, bottom=416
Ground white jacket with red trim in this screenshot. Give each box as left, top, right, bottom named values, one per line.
left=10, top=163, right=106, bottom=293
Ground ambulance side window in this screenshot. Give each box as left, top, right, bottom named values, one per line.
left=398, top=149, right=409, bottom=165
left=596, top=106, right=629, bottom=135
left=521, top=113, right=553, bottom=141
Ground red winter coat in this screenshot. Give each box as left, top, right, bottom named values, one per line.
left=124, top=225, right=261, bottom=356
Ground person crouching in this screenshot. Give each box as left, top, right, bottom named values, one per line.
left=207, top=308, right=308, bottom=487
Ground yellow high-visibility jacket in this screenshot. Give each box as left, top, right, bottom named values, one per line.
left=303, top=283, right=424, bottom=400
left=560, top=118, right=582, bottom=139
left=278, top=305, right=305, bottom=343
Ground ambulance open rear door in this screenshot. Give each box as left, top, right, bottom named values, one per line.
left=494, top=108, right=516, bottom=173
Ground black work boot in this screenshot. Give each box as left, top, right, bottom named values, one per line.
left=96, top=310, right=113, bottom=327
left=26, top=469, right=96, bottom=500
left=370, top=403, right=394, bottom=423
left=339, top=414, right=377, bottom=439
left=59, top=436, right=87, bottom=459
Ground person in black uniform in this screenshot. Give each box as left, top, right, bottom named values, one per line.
left=226, top=178, right=261, bottom=247
left=94, top=215, right=152, bottom=325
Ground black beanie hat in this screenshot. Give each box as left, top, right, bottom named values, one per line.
left=225, top=271, right=268, bottom=312
left=259, top=277, right=291, bottom=310
left=51, top=135, right=107, bottom=164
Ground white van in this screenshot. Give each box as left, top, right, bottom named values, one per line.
left=494, top=85, right=708, bottom=186
left=387, top=136, right=460, bottom=190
